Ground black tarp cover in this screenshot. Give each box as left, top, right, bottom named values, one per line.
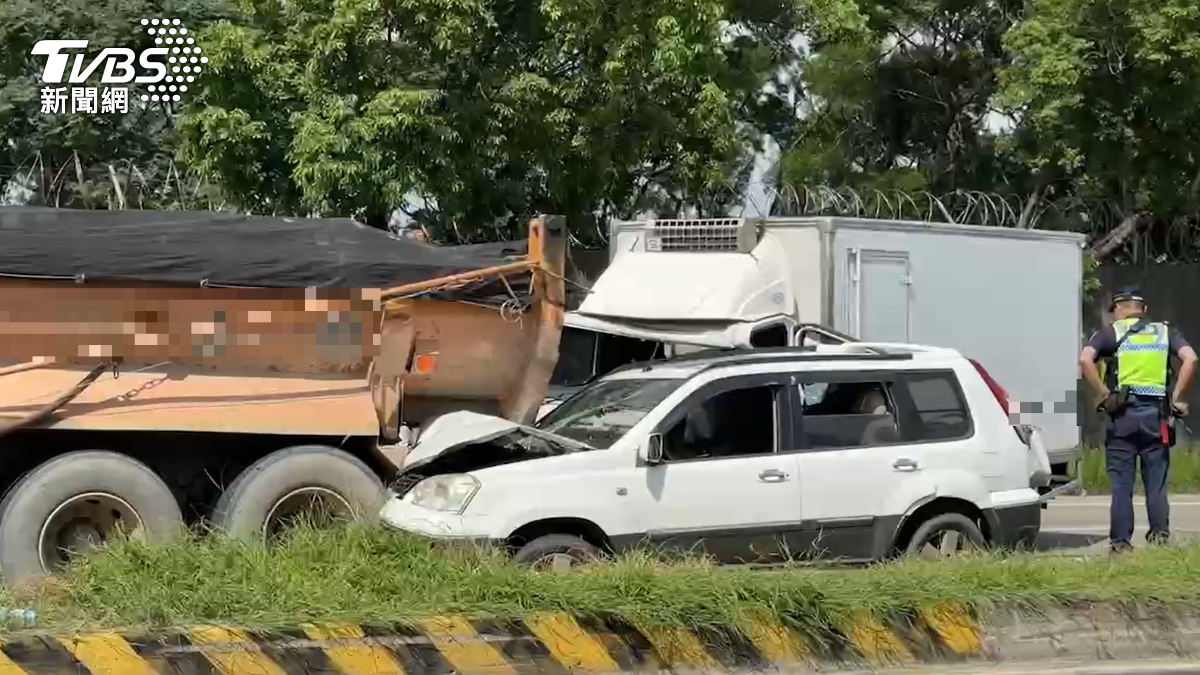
left=0, top=207, right=531, bottom=304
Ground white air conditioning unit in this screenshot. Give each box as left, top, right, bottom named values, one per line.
left=644, top=218, right=760, bottom=253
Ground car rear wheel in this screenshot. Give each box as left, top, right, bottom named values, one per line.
left=903, top=513, right=987, bottom=559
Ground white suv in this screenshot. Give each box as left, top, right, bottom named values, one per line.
left=380, top=344, right=1052, bottom=567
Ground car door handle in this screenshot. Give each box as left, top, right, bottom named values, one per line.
left=758, top=469, right=790, bottom=483
left=893, top=458, right=919, bottom=472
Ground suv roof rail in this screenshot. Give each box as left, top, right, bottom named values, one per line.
left=604, top=333, right=935, bottom=380
left=796, top=324, right=860, bottom=347
left=692, top=348, right=914, bottom=374
left=608, top=347, right=916, bottom=378
left=813, top=342, right=938, bottom=355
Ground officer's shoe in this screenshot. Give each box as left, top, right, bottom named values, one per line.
left=1110, top=541, right=1134, bottom=555
left=1146, top=531, right=1171, bottom=546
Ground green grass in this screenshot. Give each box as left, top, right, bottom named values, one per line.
left=9, top=524, right=1200, bottom=636
left=1077, top=444, right=1200, bottom=494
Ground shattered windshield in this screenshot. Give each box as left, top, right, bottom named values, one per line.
left=536, top=377, right=684, bottom=449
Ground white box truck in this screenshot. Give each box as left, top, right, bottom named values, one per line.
left=554, top=216, right=1086, bottom=483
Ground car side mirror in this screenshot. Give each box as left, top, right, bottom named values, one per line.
left=644, top=433, right=664, bottom=465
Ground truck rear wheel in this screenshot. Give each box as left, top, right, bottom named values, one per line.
left=0, top=451, right=184, bottom=582
left=211, top=445, right=385, bottom=540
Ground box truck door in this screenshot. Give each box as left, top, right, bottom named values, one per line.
left=848, top=248, right=912, bottom=342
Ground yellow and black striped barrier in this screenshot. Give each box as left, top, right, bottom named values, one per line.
left=0, top=604, right=984, bottom=674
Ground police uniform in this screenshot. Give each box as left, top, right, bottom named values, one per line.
left=1089, top=288, right=1190, bottom=549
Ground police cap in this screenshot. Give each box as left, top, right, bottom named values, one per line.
left=1109, top=286, right=1148, bottom=311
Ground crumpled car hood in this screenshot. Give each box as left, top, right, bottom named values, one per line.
left=401, top=410, right=593, bottom=473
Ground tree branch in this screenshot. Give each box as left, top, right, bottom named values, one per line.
left=1016, top=186, right=1041, bottom=229
left=1087, top=212, right=1145, bottom=261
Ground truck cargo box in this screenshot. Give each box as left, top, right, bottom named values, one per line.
left=578, top=216, right=1085, bottom=456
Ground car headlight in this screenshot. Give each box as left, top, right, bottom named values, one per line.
left=404, top=474, right=480, bottom=513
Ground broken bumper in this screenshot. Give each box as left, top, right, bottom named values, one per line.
left=378, top=492, right=497, bottom=546
left=985, top=500, right=1043, bottom=548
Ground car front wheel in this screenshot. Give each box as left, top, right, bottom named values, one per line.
left=513, top=534, right=600, bottom=572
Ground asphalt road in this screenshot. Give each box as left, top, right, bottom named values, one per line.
left=816, top=659, right=1200, bottom=675
left=1039, top=494, right=1200, bottom=553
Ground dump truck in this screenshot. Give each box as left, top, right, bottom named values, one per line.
left=0, top=207, right=566, bottom=581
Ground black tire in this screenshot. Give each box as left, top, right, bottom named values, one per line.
left=0, top=450, right=183, bottom=582
left=512, top=534, right=601, bottom=571
left=212, top=445, right=385, bottom=539
left=902, top=512, right=987, bottom=558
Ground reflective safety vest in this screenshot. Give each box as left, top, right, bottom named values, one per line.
left=1100, top=317, right=1171, bottom=397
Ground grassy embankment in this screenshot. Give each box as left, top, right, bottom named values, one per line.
left=1077, top=444, right=1200, bottom=493
left=0, top=445, right=1194, bottom=635
left=3, top=524, right=1200, bottom=637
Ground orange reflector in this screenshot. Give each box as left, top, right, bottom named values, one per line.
left=413, top=353, right=438, bottom=374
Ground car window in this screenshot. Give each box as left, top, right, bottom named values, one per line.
left=538, top=378, right=684, bottom=449
left=594, top=333, right=666, bottom=375
left=750, top=323, right=789, bottom=347
left=549, top=327, right=598, bottom=387
left=903, top=372, right=971, bottom=441
left=663, top=385, right=777, bottom=461
left=796, top=379, right=901, bottom=449
left=799, top=381, right=829, bottom=406
left=549, top=328, right=668, bottom=387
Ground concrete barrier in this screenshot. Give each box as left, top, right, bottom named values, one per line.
left=3, top=601, right=1200, bottom=674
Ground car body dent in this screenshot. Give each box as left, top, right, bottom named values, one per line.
left=882, top=467, right=995, bottom=520
left=460, top=451, right=631, bottom=540
left=400, top=410, right=594, bottom=473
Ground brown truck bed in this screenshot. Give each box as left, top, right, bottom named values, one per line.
left=0, top=214, right=566, bottom=439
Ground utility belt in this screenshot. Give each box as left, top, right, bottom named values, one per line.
left=1099, top=387, right=1163, bottom=415
left=1100, top=387, right=1178, bottom=445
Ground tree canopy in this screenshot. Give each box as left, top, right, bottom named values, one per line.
left=999, top=0, right=1200, bottom=254
left=5, top=0, right=1200, bottom=259
left=0, top=0, right=233, bottom=208
left=178, top=0, right=799, bottom=242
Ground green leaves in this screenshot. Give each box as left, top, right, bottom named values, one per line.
left=0, top=0, right=236, bottom=207
left=998, top=0, right=1200, bottom=226
left=173, top=0, right=764, bottom=238
left=772, top=0, right=1030, bottom=209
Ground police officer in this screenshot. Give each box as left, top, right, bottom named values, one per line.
left=1080, top=287, right=1198, bottom=553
